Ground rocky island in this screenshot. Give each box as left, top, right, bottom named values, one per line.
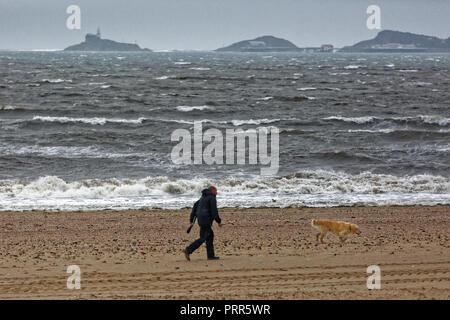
left=216, top=35, right=301, bottom=52
left=64, top=29, right=151, bottom=52
left=341, top=30, right=450, bottom=53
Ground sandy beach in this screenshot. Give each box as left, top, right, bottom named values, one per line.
left=1, top=205, right=449, bottom=300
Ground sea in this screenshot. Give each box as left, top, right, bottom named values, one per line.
left=0, top=51, right=449, bottom=211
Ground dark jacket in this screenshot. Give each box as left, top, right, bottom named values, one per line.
left=190, top=189, right=221, bottom=226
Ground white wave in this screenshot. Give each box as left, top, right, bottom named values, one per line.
left=170, top=119, right=229, bottom=125
left=0, top=171, right=449, bottom=211
left=0, top=105, right=18, bottom=110
left=437, top=146, right=450, bottom=152
left=329, top=72, right=351, bottom=76
left=42, top=79, right=72, bottom=83
left=346, top=129, right=396, bottom=134
left=174, top=61, right=191, bottom=65
left=29, top=116, right=233, bottom=126
left=176, top=105, right=212, bottom=112
left=231, top=119, right=281, bottom=126
left=399, top=69, right=418, bottom=73
left=30, top=49, right=62, bottom=52
left=346, top=128, right=450, bottom=134
left=344, top=65, right=362, bottom=70
left=162, top=119, right=194, bottom=125
left=20, top=114, right=450, bottom=129
left=100, top=85, right=111, bottom=89
left=154, top=76, right=170, bottom=80
left=325, top=115, right=450, bottom=126
left=256, top=96, right=274, bottom=101
left=323, top=116, right=375, bottom=124
left=0, top=144, right=147, bottom=159
left=32, top=116, right=146, bottom=125
left=385, top=115, right=450, bottom=127
left=419, top=115, right=450, bottom=126
left=298, top=87, right=317, bottom=91
left=162, top=118, right=276, bottom=126
left=189, top=67, right=211, bottom=71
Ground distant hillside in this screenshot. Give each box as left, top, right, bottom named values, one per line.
left=64, top=34, right=151, bottom=52
left=216, top=35, right=300, bottom=52
left=341, top=30, right=450, bottom=53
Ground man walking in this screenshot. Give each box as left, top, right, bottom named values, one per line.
left=184, top=186, right=222, bottom=261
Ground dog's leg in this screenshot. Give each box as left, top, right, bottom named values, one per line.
left=339, top=232, right=347, bottom=243
left=315, top=232, right=321, bottom=242
left=319, top=231, right=326, bottom=244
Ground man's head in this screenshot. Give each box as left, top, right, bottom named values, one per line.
left=208, top=186, right=217, bottom=196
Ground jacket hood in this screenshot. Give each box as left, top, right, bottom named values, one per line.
left=201, top=189, right=214, bottom=197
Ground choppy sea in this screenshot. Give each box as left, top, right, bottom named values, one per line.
left=1, top=51, right=449, bottom=210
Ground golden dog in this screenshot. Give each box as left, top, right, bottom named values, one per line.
left=311, top=219, right=361, bottom=244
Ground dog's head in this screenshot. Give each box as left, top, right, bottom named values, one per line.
left=351, top=224, right=361, bottom=235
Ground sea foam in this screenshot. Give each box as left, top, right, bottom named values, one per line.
left=0, top=171, right=449, bottom=211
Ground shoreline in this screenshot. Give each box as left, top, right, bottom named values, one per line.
left=1, top=203, right=449, bottom=214
left=1, top=205, right=449, bottom=299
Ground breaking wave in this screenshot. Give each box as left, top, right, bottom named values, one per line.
left=18, top=116, right=286, bottom=127
left=231, top=119, right=281, bottom=126
left=32, top=116, right=147, bottom=125
left=41, top=79, right=72, bottom=83
left=0, top=171, right=449, bottom=211
left=419, top=115, right=450, bottom=126
left=0, top=105, right=20, bottom=111
left=323, top=116, right=375, bottom=124
left=323, top=115, right=450, bottom=126
left=176, top=105, right=213, bottom=112
left=0, top=144, right=148, bottom=159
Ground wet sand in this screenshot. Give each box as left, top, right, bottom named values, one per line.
left=1, top=205, right=449, bottom=299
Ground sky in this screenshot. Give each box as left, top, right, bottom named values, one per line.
left=0, top=0, right=449, bottom=50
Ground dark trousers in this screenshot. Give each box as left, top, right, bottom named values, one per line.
left=186, top=224, right=215, bottom=258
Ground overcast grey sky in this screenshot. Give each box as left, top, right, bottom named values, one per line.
left=0, top=0, right=449, bottom=50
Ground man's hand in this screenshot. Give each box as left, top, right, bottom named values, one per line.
left=218, top=223, right=223, bottom=228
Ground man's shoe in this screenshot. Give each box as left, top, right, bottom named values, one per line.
left=184, top=249, right=190, bottom=261
left=207, top=256, right=220, bottom=260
